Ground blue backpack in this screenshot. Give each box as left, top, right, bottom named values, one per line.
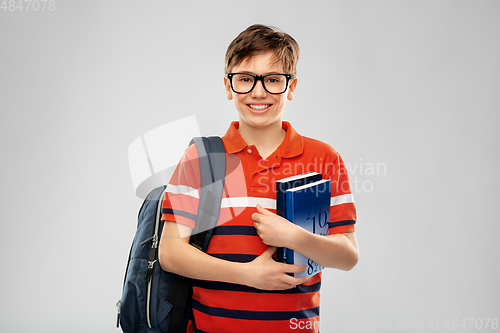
left=117, top=137, right=226, bottom=333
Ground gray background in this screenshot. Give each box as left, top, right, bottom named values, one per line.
left=1, top=0, right=499, bottom=332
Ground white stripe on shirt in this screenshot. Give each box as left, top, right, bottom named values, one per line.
left=220, top=197, right=276, bottom=210
left=167, top=192, right=353, bottom=209
left=330, top=193, right=355, bottom=206
left=165, top=185, right=199, bottom=199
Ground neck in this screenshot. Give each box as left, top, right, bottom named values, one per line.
left=237, top=120, right=286, bottom=160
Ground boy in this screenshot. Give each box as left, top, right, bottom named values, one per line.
left=159, top=24, right=358, bottom=333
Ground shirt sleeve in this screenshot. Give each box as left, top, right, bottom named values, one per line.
left=161, top=144, right=201, bottom=229
left=324, top=150, right=357, bottom=235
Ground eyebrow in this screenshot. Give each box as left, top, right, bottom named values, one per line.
left=235, top=71, right=283, bottom=75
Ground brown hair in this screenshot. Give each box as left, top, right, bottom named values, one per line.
left=225, top=24, right=300, bottom=75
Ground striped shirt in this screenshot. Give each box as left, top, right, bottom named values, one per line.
left=161, top=121, right=356, bottom=333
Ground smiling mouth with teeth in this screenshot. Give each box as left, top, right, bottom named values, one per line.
left=248, top=104, right=271, bottom=110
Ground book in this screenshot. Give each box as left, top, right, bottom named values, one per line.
left=284, top=179, right=331, bottom=278
left=275, top=172, right=323, bottom=262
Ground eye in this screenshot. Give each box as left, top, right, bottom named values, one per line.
left=234, top=74, right=254, bottom=83
left=265, top=76, right=284, bottom=84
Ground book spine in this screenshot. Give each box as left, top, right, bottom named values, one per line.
left=285, top=190, right=295, bottom=267
left=276, top=182, right=287, bottom=262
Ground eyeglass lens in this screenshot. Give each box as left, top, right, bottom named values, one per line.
left=232, top=74, right=288, bottom=94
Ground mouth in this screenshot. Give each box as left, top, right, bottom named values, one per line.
left=247, top=104, right=271, bottom=113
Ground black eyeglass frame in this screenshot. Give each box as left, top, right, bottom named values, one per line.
left=226, top=73, right=296, bottom=95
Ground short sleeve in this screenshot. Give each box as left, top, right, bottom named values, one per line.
left=161, top=145, right=201, bottom=229
left=324, top=150, right=357, bottom=235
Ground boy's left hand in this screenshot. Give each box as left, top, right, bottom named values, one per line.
left=252, top=204, right=299, bottom=247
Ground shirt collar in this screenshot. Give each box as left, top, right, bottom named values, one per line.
left=222, top=121, right=303, bottom=158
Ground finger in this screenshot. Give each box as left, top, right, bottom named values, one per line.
left=284, top=275, right=309, bottom=287
left=256, top=204, right=272, bottom=215
left=266, top=281, right=295, bottom=291
left=281, top=264, right=307, bottom=273
left=275, top=279, right=297, bottom=290
left=253, top=222, right=261, bottom=235
left=251, top=212, right=261, bottom=222
left=263, top=246, right=277, bottom=256
left=282, top=282, right=297, bottom=290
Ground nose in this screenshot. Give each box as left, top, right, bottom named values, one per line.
left=251, top=79, right=267, bottom=98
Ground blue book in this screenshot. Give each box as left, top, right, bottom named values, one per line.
left=285, top=179, right=331, bottom=278
left=276, top=172, right=322, bottom=262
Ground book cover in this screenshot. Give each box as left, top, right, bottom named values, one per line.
left=285, top=179, right=331, bottom=278
left=275, top=172, right=322, bottom=262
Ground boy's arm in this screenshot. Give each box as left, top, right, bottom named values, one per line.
left=158, top=221, right=309, bottom=290
left=252, top=205, right=359, bottom=271
left=290, top=230, right=358, bottom=271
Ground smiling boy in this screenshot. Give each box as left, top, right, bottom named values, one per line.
left=159, top=24, right=358, bottom=333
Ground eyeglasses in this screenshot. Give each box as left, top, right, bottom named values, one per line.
left=226, top=73, right=295, bottom=94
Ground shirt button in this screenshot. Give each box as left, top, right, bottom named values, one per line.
left=247, top=148, right=252, bottom=154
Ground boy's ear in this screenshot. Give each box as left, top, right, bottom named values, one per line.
left=224, top=77, right=233, bottom=100
left=287, top=77, right=298, bottom=101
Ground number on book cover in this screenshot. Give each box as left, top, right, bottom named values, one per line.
left=307, top=206, right=328, bottom=234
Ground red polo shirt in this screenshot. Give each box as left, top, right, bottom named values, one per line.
left=162, top=121, right=356, bottom=333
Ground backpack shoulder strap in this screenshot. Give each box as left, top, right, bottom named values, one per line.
left=189, top=136, right=226, bottom=252
left=167, top=136, right=226, bottom=333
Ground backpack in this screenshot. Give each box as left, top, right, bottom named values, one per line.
left=117, top=137, right=226, bottom=333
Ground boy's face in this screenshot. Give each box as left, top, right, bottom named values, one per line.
left=224, top=51, right=297, bottom=131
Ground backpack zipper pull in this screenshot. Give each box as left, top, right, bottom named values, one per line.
left=144, top=260, right=156, bottom=282
left=140, top=235, right=153, bottom=246
left=116, top=299, right=121, bottom=328
left=140, top=234, right=158, bottom=247
left=144, top=235, right=159, bottom=282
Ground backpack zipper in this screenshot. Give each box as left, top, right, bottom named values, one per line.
left=145, top=190, right=164, bottom=328
left=146, top=260, right=154, bottom=328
